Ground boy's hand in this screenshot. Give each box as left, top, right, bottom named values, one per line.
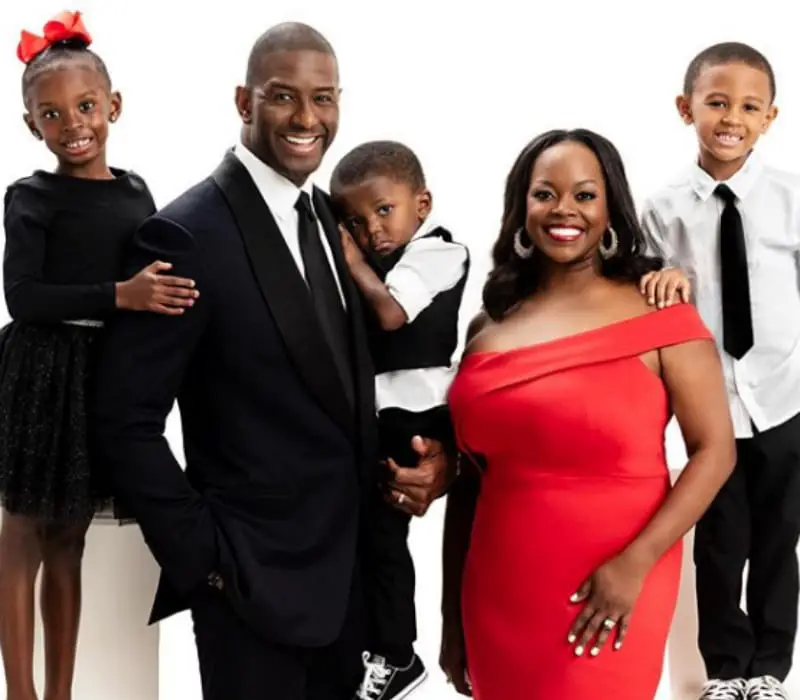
left=639, top=267, right=692, bottom=309
left=339, top=225, right=365, bottom=269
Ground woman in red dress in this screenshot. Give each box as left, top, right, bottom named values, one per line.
left=440, top=129, right=736, bottom=700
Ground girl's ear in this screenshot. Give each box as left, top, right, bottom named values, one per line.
left=23, top=113, right=42, bottom=140
left=109, top=91, right=122, bottom=123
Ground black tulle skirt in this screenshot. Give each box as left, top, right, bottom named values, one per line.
left=0, top=320, right=111, bottom=522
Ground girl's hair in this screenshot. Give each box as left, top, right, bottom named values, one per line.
left=20, top=17, right=111, bottom=108
left=482, top=128, right=663, bottom=321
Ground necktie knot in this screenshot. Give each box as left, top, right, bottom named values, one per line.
left=714, top=184, right=737, bottom=205
left=295, top=192, right=315, bottom=221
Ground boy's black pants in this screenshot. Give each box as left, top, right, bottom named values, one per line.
left=362, top=405, right=452, bottom=666
left=695, top=411, right=800, bottom=681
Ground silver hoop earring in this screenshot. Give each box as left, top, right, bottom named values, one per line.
left=513, top=228, right=534, bottom=259
left=599, top=226, right=619, bottom=259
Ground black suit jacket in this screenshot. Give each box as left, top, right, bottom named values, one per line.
left=92, top=152, right=378, bottom=647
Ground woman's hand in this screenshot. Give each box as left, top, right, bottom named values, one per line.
left=567, top=550, right=651, bottom=657
left=115, top=260, right=198, bottom=315
left=440, top=615, right=472, bottom=696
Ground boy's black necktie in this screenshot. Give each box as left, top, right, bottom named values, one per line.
left=294, top=192, right=353, bottom=396
left=714, top=184, right=753, bottom=359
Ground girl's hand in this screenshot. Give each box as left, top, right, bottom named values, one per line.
left=639, top=267, right=692, bottom=308
left=115, top=261, right=199, bottom=315
left=567, top=551, right=649, bottom=657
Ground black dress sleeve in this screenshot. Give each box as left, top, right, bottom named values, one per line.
left=3, top=186, right=116, bottom=323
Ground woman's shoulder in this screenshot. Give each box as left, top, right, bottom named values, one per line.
left=466, top=310, right=492, bottom=342
left=606, top=280, right=659, bottom=318
left=608, top=282, right=712, bottom=349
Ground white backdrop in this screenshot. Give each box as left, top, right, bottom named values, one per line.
left=1, top=1, right=799, bottom=698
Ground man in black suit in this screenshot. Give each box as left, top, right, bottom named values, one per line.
left=92, top=22, right=453, bottom=700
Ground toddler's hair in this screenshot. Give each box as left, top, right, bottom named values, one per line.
left=331, top=140, right=426, bottom=194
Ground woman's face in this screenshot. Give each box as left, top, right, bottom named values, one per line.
left=524, top=140, right=610, bottom=267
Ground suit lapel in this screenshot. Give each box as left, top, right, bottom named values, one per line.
left=211, top=152, right=354, bottom=438
left=313, top=189, right=378, bottom=469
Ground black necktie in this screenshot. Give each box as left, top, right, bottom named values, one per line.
left=295, top=192, right=353, bottom=396
left=714, top=184, right=753, bottom=359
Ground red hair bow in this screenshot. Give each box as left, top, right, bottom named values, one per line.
left=17, top=10, right=92, bottom=65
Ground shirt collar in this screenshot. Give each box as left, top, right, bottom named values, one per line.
left=409, top=211, right=439, bottom=242
left=690, top=149, right=763, bottom=202
left=232, top=141, right=316, bottom=222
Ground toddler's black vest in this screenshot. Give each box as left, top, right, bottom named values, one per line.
left=364, top=226, right=469, bottom=375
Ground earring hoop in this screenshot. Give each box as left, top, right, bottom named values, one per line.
left=513, top=228, right=534, bottom=259
left=599, top=226, right=619, bottom=259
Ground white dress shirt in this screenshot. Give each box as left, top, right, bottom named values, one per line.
left=375, top=216, right=469, bottom=414
left=641, top=151, right=800, bottom=438
left=232, top=142, right=346, bottom=305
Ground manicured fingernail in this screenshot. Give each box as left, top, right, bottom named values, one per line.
left=567, top=634, right=576, bottom=643
left=574, top=646, right=584, bottom=656
left=614, top=642, right=622, bottom=650
left=590, top=647, right=599, bottom=657
left=569, top=593, right=579, bottom=603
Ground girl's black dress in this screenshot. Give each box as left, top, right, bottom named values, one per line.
left=0, top=168, right=155, bottom=521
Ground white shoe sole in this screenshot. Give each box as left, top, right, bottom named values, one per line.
left=391, top=670, right=428, bottom=700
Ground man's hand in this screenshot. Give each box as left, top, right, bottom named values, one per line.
left=386, top=436, right=457, bottom=517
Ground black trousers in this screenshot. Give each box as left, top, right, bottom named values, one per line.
left=190, top=570, right=366, bottom=700
left=695, top=410, right=800, bottom=681
left=362, top=405, right=452, bottom=663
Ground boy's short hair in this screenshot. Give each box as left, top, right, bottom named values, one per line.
left=683, top=41, right=776, bottom=101
left=330, top=140, right=426, bottom=194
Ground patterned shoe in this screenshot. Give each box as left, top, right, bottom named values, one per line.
left=354, top=651, right=427, bottom=700
left=746, top=676, right=790, bottom=700
left=698, top=679, right=748, bottom=700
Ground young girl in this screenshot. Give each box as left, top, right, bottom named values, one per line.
left=0, top=11, right=198, bottom=700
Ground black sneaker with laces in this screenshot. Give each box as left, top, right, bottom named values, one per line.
left=354, top=651, right=427, bottom=700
